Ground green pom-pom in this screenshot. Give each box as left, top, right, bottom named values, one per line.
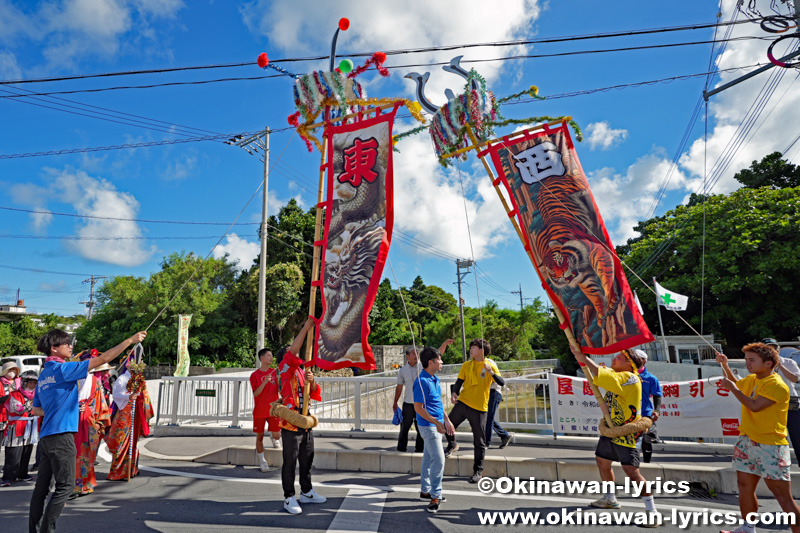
left=338, top=59, right=354, bottom=74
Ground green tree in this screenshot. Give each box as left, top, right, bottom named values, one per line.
left=734, top=152, right=800, bottom=190
left=617, top=186, right=800, bottom=351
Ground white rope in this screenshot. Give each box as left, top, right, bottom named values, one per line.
left=388, top=257, right=426, bottom=411
left=455, top=159, right=485, bottom=344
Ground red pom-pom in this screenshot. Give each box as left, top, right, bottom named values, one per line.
left=287, top=111, right=300, bottom=127
left=338, top=17, right=350, bottom=31
left=257, top=52, right=269, bottom=68
left=373, top=51, right=386, bottom=63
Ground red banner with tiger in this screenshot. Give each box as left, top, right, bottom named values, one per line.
left=480, top=122, right=653, bottom=354
left=313, top=105, right=399, bottom=370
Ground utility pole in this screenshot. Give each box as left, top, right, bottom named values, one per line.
left=227, top=128, right=270, bottom=356
left=455, top=258, right=473, bottom=361
left=80, top=275, right=107, bottom=320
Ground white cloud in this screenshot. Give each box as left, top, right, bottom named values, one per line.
left=162, top=155, right=197, bottom=181
left=585, top=121, right=628, bottom=151
left=242, top=0, right=540, bottom=260
left=588, top=151, right=689, bottom=244
left=582, top=0, right=800, bottom=246
left=212, top=233, right=260, bottom=270
left=9, top=183, right=53, bottom=232
left=45, top=168, right=156, bottom=266
left=0, top=50, right=21, bottom=79
left=241, top=0, right=541, bottom=103
left=0, top=0, right=185, bottom=73
left=676, top=0, right=800, bottom=194
left=392, top=132, right=512, bottom=260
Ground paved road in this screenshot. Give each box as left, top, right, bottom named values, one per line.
left=1, top=450, right=796, bottom=532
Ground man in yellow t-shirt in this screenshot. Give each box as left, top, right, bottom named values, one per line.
left=444, top=339, right=504, bottom=483
left=718, top=343, right=800, bottom=533
left=571, top=346, right=659, bottom=524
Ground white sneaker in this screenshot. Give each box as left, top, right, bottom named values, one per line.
left=299, top=489, right=327, bottom=503
left=271, top=437, right=281, bottom=449
left=590, top=496, right=620, bottom=509
left=259, top=461, right=270, bottom=473
left=284, top=496, right=302, bottom=514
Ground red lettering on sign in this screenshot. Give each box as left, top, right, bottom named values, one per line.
left=557, top=377, right=574, bottom=395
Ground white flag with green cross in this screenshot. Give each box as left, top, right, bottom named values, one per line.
left=654, top=281, right=688, bottom=311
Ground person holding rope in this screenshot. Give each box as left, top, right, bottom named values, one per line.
left=444, top=338, right=504, bottom=484
left=570, top=346, right=659, bottom=524
left=717, top=343, right=800, bottom=533
left=276, top=317, right=325, bottom=515
left=29, top=328, right=146, bottom=533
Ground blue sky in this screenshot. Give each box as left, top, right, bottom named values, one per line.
left=1, top=0, right=798, bottom=319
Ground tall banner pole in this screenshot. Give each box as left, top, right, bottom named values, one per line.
left=653, top=277, right=670, bottom=363
left=301, top=109, right=328, bottom=416
left=464, top=124, right=613, bottom=428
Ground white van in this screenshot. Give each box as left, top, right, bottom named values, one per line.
left=0, top=355, right=46, bottom=376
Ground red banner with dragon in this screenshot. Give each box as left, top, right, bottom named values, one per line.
left=481, top=122, right=653, bottom=354
left=313, top=105, right=398, bottom=370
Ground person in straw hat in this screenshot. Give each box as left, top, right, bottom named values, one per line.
left=571, top=345, right=660, bottom=526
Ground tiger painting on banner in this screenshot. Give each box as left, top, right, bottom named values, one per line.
left=483, top=122, right=653, bottom=354
left=315, top=107, right=398, bottom=370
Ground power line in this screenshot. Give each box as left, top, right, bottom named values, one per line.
left=0, top=17, right=760, bottom=86
left=0, top=37, right=772, bottom=99
left=0, top=64, right=766, bottom=160
left=0, top=263, right=99, bottom=277
left=0, top=205, right=261, bottom=225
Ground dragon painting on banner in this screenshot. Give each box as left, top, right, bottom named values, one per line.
left=482, top=122, right=653, bottom=354
left=314, top=107, right=398, bottom=370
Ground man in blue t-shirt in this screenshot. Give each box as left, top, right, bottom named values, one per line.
left=634, top=349, right=663, bottom=464
left=413, top=347, right=454, bottom=514
left=29, top=328, right=146, bottom=533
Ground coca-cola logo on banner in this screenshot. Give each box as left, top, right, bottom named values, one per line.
left=721, top=418, right=740, bottom=436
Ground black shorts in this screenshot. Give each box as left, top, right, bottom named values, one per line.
left=595, top=436, right=640, bottom=467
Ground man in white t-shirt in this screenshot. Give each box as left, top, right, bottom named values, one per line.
left=393, top=339, right=454, bottom=452
left=764, top=338, right=800, bottom=466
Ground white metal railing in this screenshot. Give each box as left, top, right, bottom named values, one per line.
left=155, top=374, right=553, bottom=432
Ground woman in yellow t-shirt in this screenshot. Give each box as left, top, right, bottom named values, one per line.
left=718, top=343, right=800, bottom=533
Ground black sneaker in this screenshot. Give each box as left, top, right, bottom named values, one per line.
left=468, top=471, right=482, bottom=483
left=499, top=434, right=512, bottom=449
left=18, top=476, right=33, bottom=482
left=420, top=492, right=446, bottom=502
left=443, top=443, right=459, bottom=458
left=427, top=498, right=441, bottom=513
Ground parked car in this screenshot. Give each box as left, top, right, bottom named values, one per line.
left=0, top=355, right=46, bottom=375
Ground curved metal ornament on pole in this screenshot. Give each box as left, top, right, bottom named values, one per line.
left=126, top=397, right=136, bottom=481
left=461, top=123, right=614, bottom=429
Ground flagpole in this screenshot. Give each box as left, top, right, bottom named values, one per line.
left=653, top=277, right=670, bottom=363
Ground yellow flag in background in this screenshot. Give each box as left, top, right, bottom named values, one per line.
left=174, top=314, right=192, bottom=377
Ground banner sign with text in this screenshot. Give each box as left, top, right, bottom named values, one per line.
left=314, top=106, right=399, bottom=370
left=549, top=373, right=742, bottom=438
left=481, top=123, right=653, bottom=354
left=174, top=314, right=192, bottom=377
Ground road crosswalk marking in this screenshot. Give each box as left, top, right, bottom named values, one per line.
left=327, top=488, right=388, bottom=533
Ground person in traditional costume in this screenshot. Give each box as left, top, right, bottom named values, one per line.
left=1, top=361, right=22, bottom=441
left=1, top=370, right=39, bottom=486
left=104, top=360, right=153, bottom=481
left=71, top=351, right=111, bottom=497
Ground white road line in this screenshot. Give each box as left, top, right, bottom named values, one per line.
left=138, top=466, right=737, bottom=515
left=327, top=488, right=388, bottom=533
